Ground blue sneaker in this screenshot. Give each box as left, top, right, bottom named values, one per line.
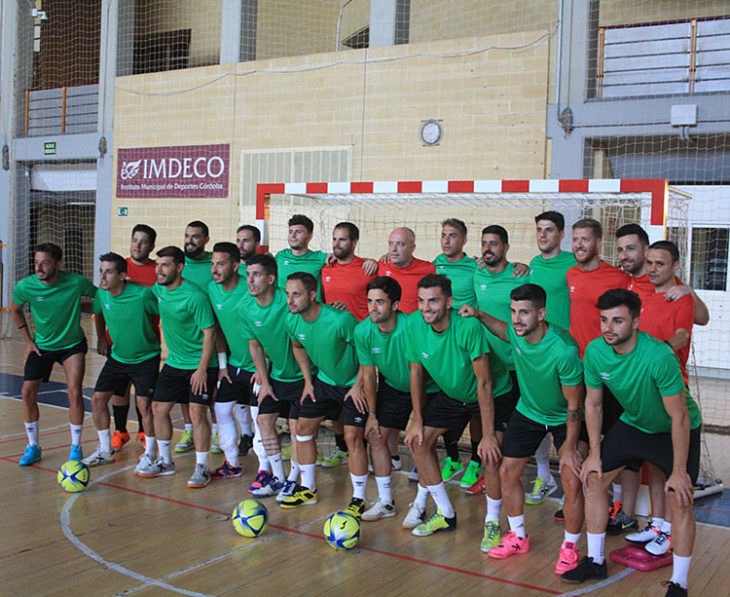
left=69, top=444, right=83, bottom=461
left=19, top=444, right=42, bottom=466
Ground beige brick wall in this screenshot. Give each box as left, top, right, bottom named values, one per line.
left=112, top=30, right=550, bottom=254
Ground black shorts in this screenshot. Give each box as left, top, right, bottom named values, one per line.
left=258, top=378, right=304, bottom=419
left=422, top=391, right=481, bottom=436
left=501, top=409, right=588, bottom=459
left=494, top=386, right=519, bottom=433
left=94, top=355, right=160, bottom=397
left=376, top=382, right=413, bottom=430
left=216, top=366, right=255, bottom=405
left=602, top=386, right=624, bottom=434
left=601, top=419, right=701, bottom=484
left=153, top=364, right=218, bottom=405
left=299, top=377, right=364, bottom=427
left=24, top=338, right=88, bottom=382
left=509, top=369, right=521, bottom=399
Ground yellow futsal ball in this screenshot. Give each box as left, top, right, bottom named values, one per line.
left=57, top=460, right=90, bottom=493
left=323, top=511, right=360, bottom=550
left=232, top=499, right=269, bottom=538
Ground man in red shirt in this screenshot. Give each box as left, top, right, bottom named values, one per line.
left=378, top=227, right=436, bottom=314
left=322, top=222, right=376, bottom=321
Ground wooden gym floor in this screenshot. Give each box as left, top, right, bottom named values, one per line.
left=1, top=336, right=729, bottom=596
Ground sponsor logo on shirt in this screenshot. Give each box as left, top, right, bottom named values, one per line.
left=600, top=372, right=611, bottom=380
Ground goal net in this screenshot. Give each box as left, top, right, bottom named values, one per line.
left=258, top=178, right=720, bottom=494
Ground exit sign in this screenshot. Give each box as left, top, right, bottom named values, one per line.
left=43, top=141, right=56, bottom=156
left=118, top=207, right=129, bottom=217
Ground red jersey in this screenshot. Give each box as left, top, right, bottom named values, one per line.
left=628, top=273, right=683, bottom=302
left=321, top=256, right=375, bottom=321
left=377, top=257, right=436, bottom=314
left=566, top=261, right=630, bottom=357
left=125, top=258, right=157, bottom=286
left=640, top=292, right=694, bottom=384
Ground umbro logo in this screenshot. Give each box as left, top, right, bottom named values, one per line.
left=254, top=320, right=263, bottom=327
left=104, top=304, right=111, bottom=310
left=36, top=297, right=44, bottom=301
left=372, top=347, right=382, bottom=354
left=298, top=333, right=306, bottom=341
left=515, top=346, right=522, bottom=355
left=600, top=372, right=611, bottom=380
left=284, top=260, right=290, bottom=265
left=480, top=284, right=487, bottom=290
left=385, top=270, right=392, bottom=276
left=570, top=286, right=575, bottom=293
left=421, top=352, right=429, bottom=359
left=215, top=303, right=223, bottom=310
left=325, top=276, right=331, bottom=282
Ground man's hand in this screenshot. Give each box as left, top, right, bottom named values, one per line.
left=330, top=301, right=348, bottom=311
left=256, top=381, right=277, bottom=406
left=665, top=285, right=692, bottom=302
left=345, top=384, right=368, bottom=414
left=364, top=415, right=381, bottom=440
left=379, top=252, right=390, bottom=264
left=362, top=258, right=378, bottom=276
left=325, top=253, right=336, bottom=266
left=580, top=453, right=602, bottom=486
left=190, top=368, right=208, bottom=396
left=300, top=380, right=315, bottom=405
left=512, top=262, right=529, bottom=278
left=458, top=304, right=477, bottom=318
left=404, top=421, right=424, bottom=450
left=24, top=339, right=42, bottom=361
left=478, top=433, right=501, bottom=466
left=665, top=470, right=694, bottom=507
left=559, top=443, right=584, bottom=478
left=218, top=366, right=232, bottom=384
left=96, top=336, right=110, bottom=357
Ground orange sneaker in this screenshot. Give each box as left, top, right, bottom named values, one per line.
left=464, top=475, right=486, bottom=495
left=111, top=430, right=130, bottom=451
left=136, top=432, right=146, bottom=448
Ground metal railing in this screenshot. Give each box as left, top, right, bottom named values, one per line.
left=24, top=84, right=98, bottom=137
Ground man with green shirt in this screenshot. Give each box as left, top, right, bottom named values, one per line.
left=242, top=253, right=307, bottom=501
left=460, top=283, right=586, bottom=572
left=433, top=218, right=478, bottom=309
left=282, top=272, right=368, bottom=514
left=83, top=253, right=160, bottom=467
left=275, top=214, right=328, bottom=297
left=136, top=246, right=217, bottom=489
left=207, top=242, right=259, bottom=480
left=236, top=224, right=260, bottom=276
left=562, top=289, right=701, bottom=597
left=11, top=242, right=97, bottom=465
left=405, top=274, right=512, bottom=540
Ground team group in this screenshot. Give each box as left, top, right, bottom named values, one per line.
left=10, top=211, right=706, bottom=596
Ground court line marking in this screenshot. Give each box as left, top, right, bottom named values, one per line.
left=558, top=567, right=634, bottom=595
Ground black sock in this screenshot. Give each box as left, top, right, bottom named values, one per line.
left=446, top=442, right=460, bottom=461
left=335, top=433, right=348, bottom=453
left=135, top=405, right=144, bottom=434
left=391, top=454, right=400, bottom=461
left=113, top=403, right=129, bottom=433
left=470, top=441, right=482, bottom=465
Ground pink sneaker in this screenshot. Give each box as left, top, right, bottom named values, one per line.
left=555, top=541, right=581, bottom=574
left=487, top=531, right=530, bottom=559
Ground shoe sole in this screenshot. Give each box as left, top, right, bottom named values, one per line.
left=19, top=456, right=42, bottom=466
left=561, top=572, right=607, bottom=584
left=188, top=481, right=210, bottom=488
left=441, top=468, right=464, bottom=482
left=280, top=499, right=318, bottom=508
left=211, top=473, right=242, bottom=480
left=362, top=511, right=396, bottom=521
left=488, top=549, right=529, bottom=559
left=320, top=461, right=347, bottom=469
left=136, top=469, right=176, bottom=478
left=84, top=459, right=114, bottom=467
left=412, top=525, right=455, bottom=537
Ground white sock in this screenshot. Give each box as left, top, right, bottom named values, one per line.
left=662, top=520, right=672, bottom=535
left=184, top=423, right=193, bottom=432
left=195, top=451, right=208, bottom=466
left=251, top=412, right=270, bottom=471
left=587, top=531, right=605, bottom=564
left=375, top=475, right=392, bottom=502
left=534, top=434, right=551, bottom=478
left=145, top=435, right=157, bottom=457
left=300, top=463, right=316, bottom=491
left=536, top=459, right=551, bottom=481
left=98, top=429, right=112, bottom=453
left=70, top=423, right=83, bottom=446
left=612, top=482, right=622, bottom=502
left=235, top=403, right=252, bottom=436
left=564, top=530, right=581, bottom=545
left=24, top=421, right=39, bottom=446
left=158, top=440, right=171, bottom=463
left=508, top=514, right=526, bottom=539
left=414, top=484, right=429, bottom=509
left=426, top=483, right=455, bottom=518
left=670, top=554, right=691, bottom=589
left=288, top=460, right=300, bottom=482
left=350, top=473, right=368, bottom=500
left=485, top=497, right=502, bottom=523
left=270, top=452, right=286, bottom=482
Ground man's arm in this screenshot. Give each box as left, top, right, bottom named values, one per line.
left=10, top=300, right=41, bottom=357
left=404, top=362, right=427, bottom=450
left=190, top=326, right=215, bottom=395
left=94, top=312, right=110, bottom=357
left=559, top=382, right=585, bottom=477
left=458, top=305, right=509, bottom=342
left=473, top=354, right=499, bottom=465
left=361, top=364, right=380, bottom=439
left=662, top=392, right=694, bottom=506
left=665, top=285, right=709, bottom=326
left=248, top=338, right=276, bottom=403
left=580, top=385, right=604, bottom=486
left=214, top=321, right=231, bottom=383
left=291, top=340, right=315, bottom=403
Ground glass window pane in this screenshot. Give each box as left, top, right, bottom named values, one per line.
left=690, top=227, right=729, bottom=291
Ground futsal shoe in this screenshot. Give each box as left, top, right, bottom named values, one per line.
left=525, top=476, right=558, bottom=505
left=555, top=541, right=581, bottom=574
left=82, top=446, right=115, bottom=467
left=402, top=502, right=426, bottom=528
left=408, top=467, right=419, bottom=482
left=187, top=463, right=211, bottom=488
left=488, top=531, right=530, bottom=559
left=362, top=498, right=396, bottom=521
left=210, top=432, right=223, bottom=454
left=459, top=460, right=481, bottom=488
left=136, top=456, right=175, bottom=477
left=280, top=485, right=318, bottom=508
left=320, top=447, right=348, bottom=468
left=464, top=475, right=487, bottom=495
left=662, top=581, right=688, bottom=597
left=136, top=432, right=146, bottom=447
left=645, top=531, right=672, bottom=556
left=480, top=521, right=501, bottom=552
left=250, top=473, right=285, bottom=497
left=238, top=434, right=253, bottom=456
left=626, top=522, right=661, bottom=544
left=391, top=455, right=402, bottom=471
left=211, top=460, right=242, bottom=479
left=560, top=556, right=607, bottom=583
left=69, top=444, right=83, bottom=461
left=606, top=508, right=638, bottom=535
left=19, top=444, right=42, bottom=466
left=174, top=429, right=194, bottom=453
left=275, top=479, right=298, bottom=503
left=440, top=456, right=464, bottom=481
left=281, top=443, right=292, bottom=461
left=111, top=430, right=130, bottom=451
left=412, top=509, right=457, bottom=537
left=345, top=497, right=366, bottom=519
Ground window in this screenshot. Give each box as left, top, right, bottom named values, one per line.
left=690, top=227, right=728, bottom=291
left=133, top=29, right=191, bottom=75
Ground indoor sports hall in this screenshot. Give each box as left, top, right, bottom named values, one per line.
left=1, top=1, right=730, bottom=595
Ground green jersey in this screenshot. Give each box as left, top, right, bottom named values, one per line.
left=528, top=251, right=577, bottom=331
left=407, top=309, right=512, bottom=403
left=506, top=323, right=583, bottom=426
left=240, top=289, right=304, bottom=382
left=151, top=280, right=216, bottom=369
left=238, top=262, right=248, bottom=277
left=93, top=283, right=160, bottom=364
left=473, top=263, right=527, bottom=369
left=182, top=252, right=213, bottom=288
left=433, top=253, right=478, bottom=308
left=275, top=248, right=328, bottom=299
left=354, top=311, right=437, bottom=393
left=208, top=277, right=256, bottom=371
left=583, top=331, right=702, bottom=434
left=285, top=304, right=359, bottom=387
left=12, top=271, right=97, bottom=350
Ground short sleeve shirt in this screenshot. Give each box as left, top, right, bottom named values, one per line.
left=322, top=257, right=375, bottom=321
left=151, top=280, right=216, bottom=369
left=506, top=323, right=583, bottom=426
left=13, top=271, right=97, bottom=350
left=182, top=252, right=213, bottom=288
left=93, top=283, right=160, bottom=363
left=208, top=278, right=256, bottom=371
left=433, top=253, right=478, bottom=308
left=285, top=304, right=359, bottom=387
left=377, top=258, right=436, bottom=314
left=528, top=251, right=577, bottom=331
left=275, top=248, right=328, bottom=299
left=583, top=332, right=702, bottom=434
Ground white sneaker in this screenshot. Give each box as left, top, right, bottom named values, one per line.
left=626, top=523, right=661, bottom=544
left=82, top=445, right=115, bottom=467
left=408, top=467, right=419, bottom=482
left=645, top=531, right=672, bottom=556
left=402, top=502, right=426, bottom=528
left=136, top=456, right=175, bottom=477
left=362, top=497, right=396, bottom=521
left=276, top=479, right=298, bottom=503
left=391, top=457, right=402, bottom=471
left=187, top=463, right=211, bottom=488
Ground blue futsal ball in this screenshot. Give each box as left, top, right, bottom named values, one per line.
left=323, top=511, right=360, bottom=550
left=232, top=499, right=269, bottom=537
left=57, top=460, right=90, bottom=492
